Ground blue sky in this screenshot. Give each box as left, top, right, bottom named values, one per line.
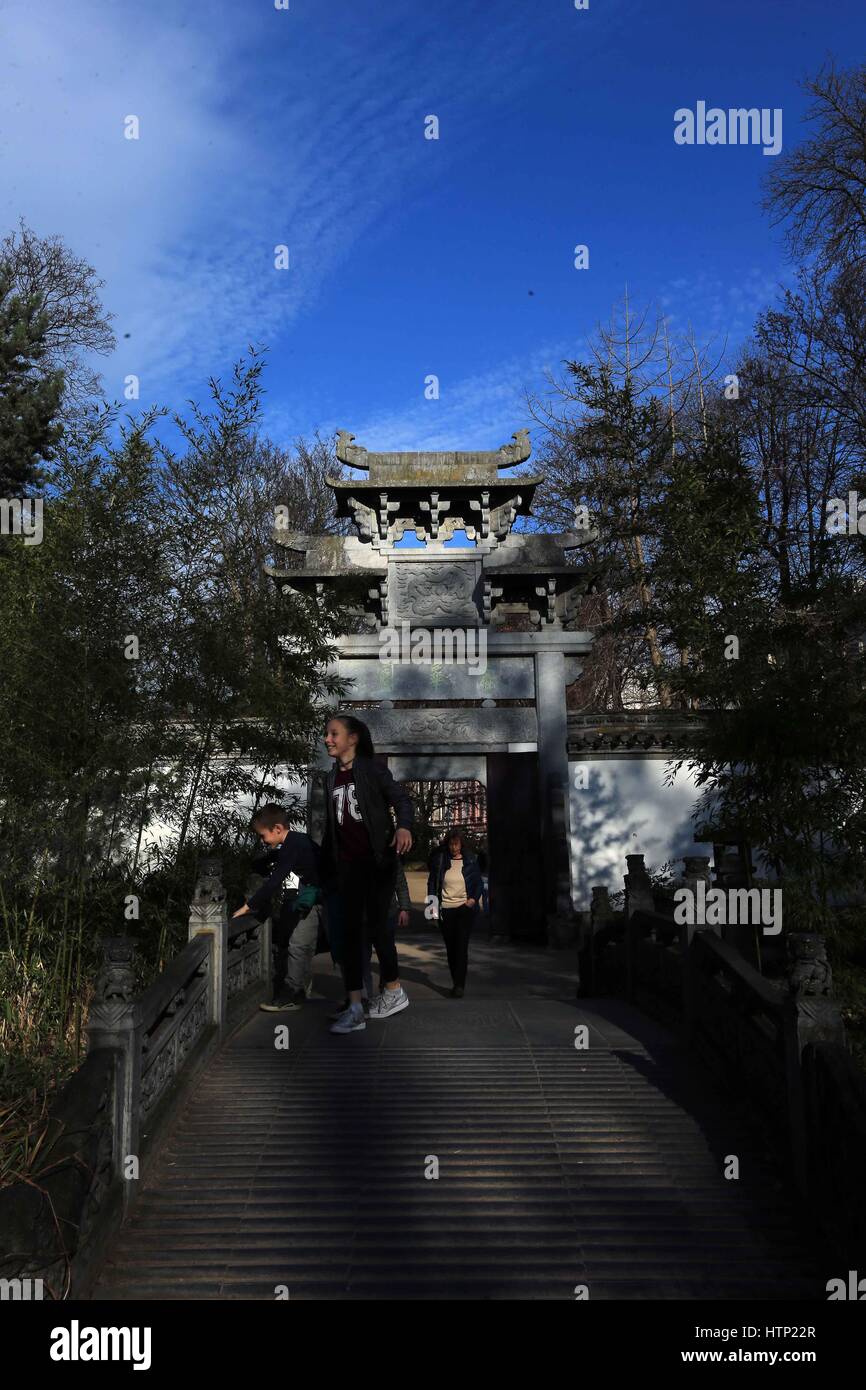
left=3, top=0, right=865, bottom=453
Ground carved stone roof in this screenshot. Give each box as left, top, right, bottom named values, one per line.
left=269, top=532, right=387, bottom=573
left=335, top=428, right=532, bottom=482
left=268, top=430, right=604, bottom=633
left=567, top=710, right=705, bottom=755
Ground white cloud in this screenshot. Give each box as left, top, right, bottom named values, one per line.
left=262, top=335, right=587, bottom=454
left=2, top=0, right=634, bottom=413
left=659, top=265, right=789, bottom=348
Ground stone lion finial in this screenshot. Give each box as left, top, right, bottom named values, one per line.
left=785, top=932, right=833, bottom=997
left=193, top=858, right=226, bottom=905
left=96, top=937, right=136, bottom=1003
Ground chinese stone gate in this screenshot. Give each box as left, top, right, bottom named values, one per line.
left=268, top=429, right=599, bottom=943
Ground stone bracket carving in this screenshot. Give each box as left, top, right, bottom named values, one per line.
left=492, top=497, right=521, bottom=542
left=534, top=577, right=557, bottom=625
left=377, top=492, right=400, bottom=543
left=346, top=495, right=375, bottom=543
left=469, top=491, right=491, bottom=540
left=418, top=492, right=451, bottom=540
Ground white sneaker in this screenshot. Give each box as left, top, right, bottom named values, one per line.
left=329, top=1002, right=366, bottom=1033
left=367, top=986, right=409, bottom=1020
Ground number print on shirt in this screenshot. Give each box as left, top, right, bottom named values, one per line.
left=333, top=782, right=362, bottom=825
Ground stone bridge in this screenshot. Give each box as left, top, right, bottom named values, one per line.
left=5, top=860, right=862, bottom=1302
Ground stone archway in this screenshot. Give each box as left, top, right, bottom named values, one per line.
left=280, top=429, right=600, bottom=945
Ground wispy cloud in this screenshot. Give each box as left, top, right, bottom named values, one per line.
left=659, top=265, right=791, bottom=355
left=2, top=0, right=619, bottom=409
left=3, top=0, right=785, bottom=446
left=261, top=334, right=586, bottom=455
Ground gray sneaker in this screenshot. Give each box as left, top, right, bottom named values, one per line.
left=329, top=991, right=371, bottom=1020
left=329, top=1002, right=366, bottom=1034
left=367, top=986, right=409, bottom=1020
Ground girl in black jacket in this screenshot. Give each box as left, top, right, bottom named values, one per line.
left=321, top=714, right=414, bottom=1033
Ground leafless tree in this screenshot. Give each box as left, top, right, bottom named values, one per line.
left=526, top=295, right=722, bottom=708
left=0, top=219, right=115, bottom=405
left=763, top=60, right=866, bottom=273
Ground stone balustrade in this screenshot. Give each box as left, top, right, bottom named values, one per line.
left=0, top=859, right=271, bottom=1297
left=583, top=850, right=866, bottom=1266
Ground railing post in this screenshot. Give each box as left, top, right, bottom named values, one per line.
left=86, top=937, right=141, bottom=1206
left=244, top=869, right=274, bottom=1001
left=590, top=884, right=613, bottom=927
left=683, top=931, right=702, bottom=1046
left=680, top=856, right=711, bottom=903
left=783, top=932, right=847, bottom=1196
left=624, top=854, right=653, bottom=916
left=624, top=854, right=652, bottom=1002
left=258, top=909, right=273, bottom=1000
left=711, top=842, right=759, bottom=965
left=188, top=857, right=228, bottom=1037
left=588, top=885, right=614, bottom=995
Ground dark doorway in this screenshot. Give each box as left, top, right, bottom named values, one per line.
left=486, top=751, right=545, bottom=942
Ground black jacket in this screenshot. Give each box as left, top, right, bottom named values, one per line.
left=245, top=831, right=322, bottom=920
left=321, top=756, right=413, bottom=873
left=427, top=847, right=484, bottom=913
left=393, top=859, right=411, bottom=912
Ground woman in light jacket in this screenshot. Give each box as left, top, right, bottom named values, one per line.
left=427, top=828, right=483, bottom=997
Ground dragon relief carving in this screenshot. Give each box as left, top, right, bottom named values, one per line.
left=394, top=564, right=476, bottom=617
left=365, top=708, right=536, bottom=743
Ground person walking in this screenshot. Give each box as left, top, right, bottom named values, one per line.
left=321, top=713, right=414, bottom=1034
left=427, top=828, right=483, bottom=997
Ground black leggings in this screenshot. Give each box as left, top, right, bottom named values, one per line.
left=336, top=856, right=399, bottom=992
left=439, top=904, right=474, bottom=988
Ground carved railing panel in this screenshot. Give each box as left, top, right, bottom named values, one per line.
left=139, top=953, right=211, bottom=1121
left=85, top=862, right=270, bottom=1209
left=227, top=919, right=266, bottom=1000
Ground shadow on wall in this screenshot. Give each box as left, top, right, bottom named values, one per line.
left=568, top=759, right=706, bottom=907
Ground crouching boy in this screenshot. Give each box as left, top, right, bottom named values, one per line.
left=232, top=804, right=324, bottom=1012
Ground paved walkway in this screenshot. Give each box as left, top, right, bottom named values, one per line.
left=93, top=917, right=825, bottom=1300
